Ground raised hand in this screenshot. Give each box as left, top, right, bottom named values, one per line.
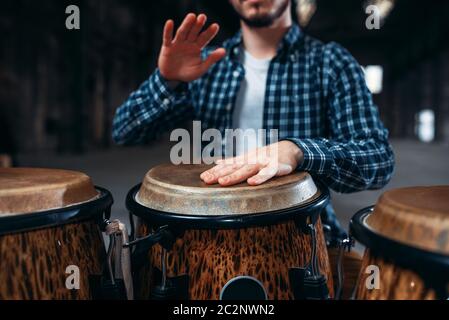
left=158, top=13, right=226, bottom=83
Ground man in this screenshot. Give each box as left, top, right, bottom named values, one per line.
left=112, top=0, right=395, bottom=238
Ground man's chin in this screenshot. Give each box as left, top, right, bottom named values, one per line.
left=241, top=15, right=275, bottom=28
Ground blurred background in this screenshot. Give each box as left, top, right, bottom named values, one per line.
left=0, top=0, right=448, bottom=230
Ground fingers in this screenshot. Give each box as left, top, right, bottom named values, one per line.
left=277, top=163, right=294, bottom=176
left=247, top=163, right=293, bottom=186
left=187, top=14, right=207, bottom=42
left=162, top=20, right=174, bottom=47
left=247, top=166, right=278, bottom=186
left=170, top=13, right=220, bottom=48
left=197, top=23, right=220, bottom=48
left=200, top=163, right=244, bottom=184
left=219, top=164, right=261, bottom=187
left=202, top=161, right=292, bottom=187
left=200, top=48, right=226, bottom=73
left=174, top=13, right=197, bottom=42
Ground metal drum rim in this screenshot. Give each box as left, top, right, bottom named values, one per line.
left=0, top=186, right=113, bottom=236
left=126, top=182, right=330, bottom=230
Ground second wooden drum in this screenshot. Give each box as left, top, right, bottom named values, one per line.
left=127, top=164, right=333, bottom=300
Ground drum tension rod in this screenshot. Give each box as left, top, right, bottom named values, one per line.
left=308, top=224, right=319, bottom=277
left=123, top=225, right=176, bottom=271
left=95, top=219, right=132, bottom=300
left=123, top=225, right=182, bottom=300
left=289, top=222, right=331, bottom=300
left=294, top=212, right=320, bottom=235
left=123, top=225, right=172, bottom=249
left=335, top=236, right=354, bottom=300
left=300, top=223, right=331, bottom=300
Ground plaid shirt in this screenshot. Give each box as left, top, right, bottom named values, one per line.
left=112, top=24, right=395, bottom=193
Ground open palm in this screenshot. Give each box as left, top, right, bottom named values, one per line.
left=158, top=14, right=226, bottom=83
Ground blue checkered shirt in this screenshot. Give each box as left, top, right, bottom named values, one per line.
left=112, top=24, right=395, bottom=193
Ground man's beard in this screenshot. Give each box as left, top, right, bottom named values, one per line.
left=236, top=0, right=290, bottom=28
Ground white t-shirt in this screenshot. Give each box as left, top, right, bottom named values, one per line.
left=232, top=49, right=271, bottom=156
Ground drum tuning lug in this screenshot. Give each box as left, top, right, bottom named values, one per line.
left=303, top=274, right=330, bottom=300
left=99, top=219, right=111, bottom=232
left=341, top=236, right=354, bottom=252
left=124, top=225, right=175, bottom=271
left=335, top=236, right=355, bottom=300
left=123, top=225, right=169, bottom=248
left=289, top=268, right=330, bottom=300
left=322, top=224, right=332, bottom=233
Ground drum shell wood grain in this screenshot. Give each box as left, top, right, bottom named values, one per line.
left=0, top=219, right=106, bottom=300
left=134, top=218, right=334, bottom=300
left=354, top=250, right=440, bottom=300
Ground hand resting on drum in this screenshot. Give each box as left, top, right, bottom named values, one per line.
left=200, top=141, right=304, bottom=187
left=158, top=13, right=227, bottom=86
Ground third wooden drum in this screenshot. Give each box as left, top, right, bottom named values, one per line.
left=350, top=186, right=449, bottom=300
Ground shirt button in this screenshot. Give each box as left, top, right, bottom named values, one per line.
left=233, top=71, right=240, bottom=78
left=290, top=54, right=296, bottom=62
left=233, top=47, right=239, bottom=55
left=162, top=98, right=170, bottom=106
left=226, top=103, right=232, bottom=111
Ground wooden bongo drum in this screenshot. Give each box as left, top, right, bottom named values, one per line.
left=350, top=186, right=449, bottom=300
left=126, top=164, right=334, bottom=300
left=0, top=168, right=113, bottom=300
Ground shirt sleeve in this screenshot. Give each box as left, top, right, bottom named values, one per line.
left=112, top=69, right=193, bottom=145
left=284, top=42, right=395, bottom=193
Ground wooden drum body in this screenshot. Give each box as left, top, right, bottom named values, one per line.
left=127, top=164, right=334, bottom=300
left=0, top=168, right=112, bottom=300
left=351, top=186, right=449, bottom=300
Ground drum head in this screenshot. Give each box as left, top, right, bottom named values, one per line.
left=136, top=164, right=320, bottom=216
left=0, top=168, right=99, bottom=215
left=357, top=186, right=449, bottom=255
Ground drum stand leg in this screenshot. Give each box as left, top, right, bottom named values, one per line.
left=335, top=237, right=354, bottom=300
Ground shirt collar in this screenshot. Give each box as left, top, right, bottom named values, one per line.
left=225, top=23, right=303, bottom=60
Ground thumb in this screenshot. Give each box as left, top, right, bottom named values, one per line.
left=200, top=48, right=226, bottom=73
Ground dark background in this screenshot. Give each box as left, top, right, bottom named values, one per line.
left=0, top=0, right=448, bottom=230
left=1, top=0, right=449, bottom=154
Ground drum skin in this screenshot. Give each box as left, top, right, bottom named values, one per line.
left=134, top=218, right=334, bottom=300
left=136, top=164, right=319, bottom=216
left=0, top=168, right=99, bottom=214
left=355, top=250, right=436, bottom=300
left=0, top=220, right=105, bottom=300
